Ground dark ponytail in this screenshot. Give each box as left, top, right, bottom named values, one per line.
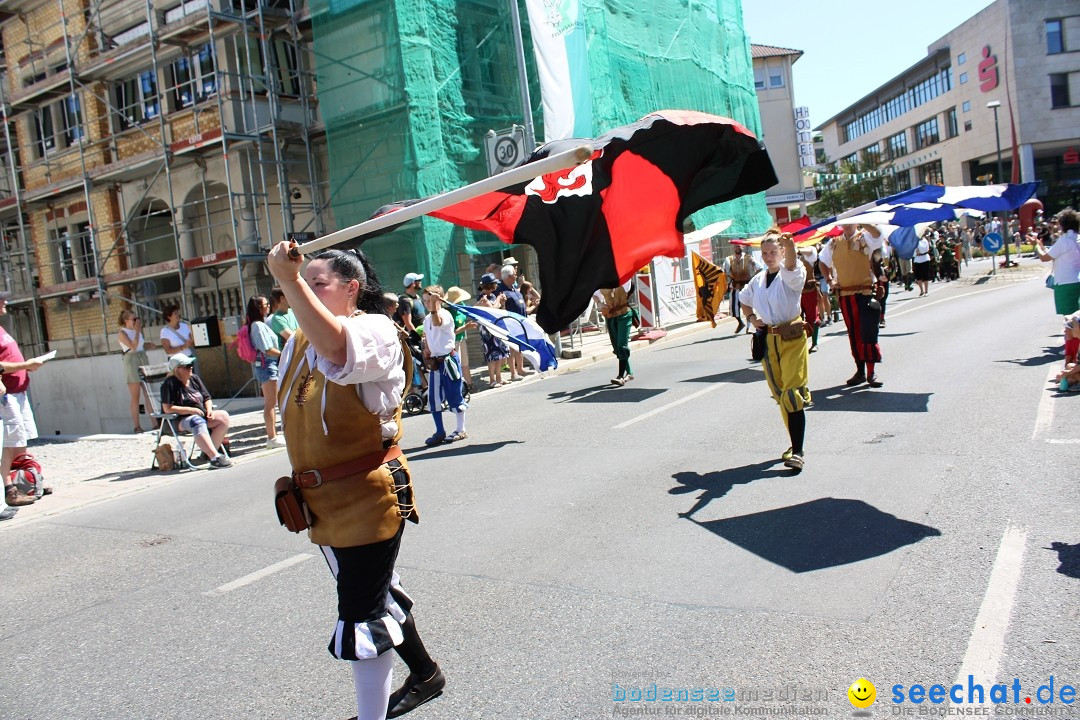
left=310, top=248, right=386, bottom=315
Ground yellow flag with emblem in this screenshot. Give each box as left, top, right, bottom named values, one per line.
left=692, top=251, right=727, bottom=327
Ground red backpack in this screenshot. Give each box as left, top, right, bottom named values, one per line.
left=9, top=452, right=44, bottom=499
left=230, top=324, right=258, bottom=363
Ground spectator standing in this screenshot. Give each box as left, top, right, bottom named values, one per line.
left=268, top=288, right=298, bottom=345
left=961, top=226, right=974, bottom=267
left=496, top=265, right=530, bottom=379
left=399, top=273, right=427, bottom=340
left=117, top=309, right=157, bottom=433
left=421, top=286, right=468, bottom=445
left=246, top=295, right=285, bottom=448
left=476, top=273, right=510, bottom=387
left=160, top=354, right=232, bottom=468
left=159, top=304, right=198, bottom=376
left=444, top=286, right=475, bottom=391
left=1035, top=209, right=1080, bottom=363
left=0, top=291, right=45, bottom=510
left=912, top=234, right=933, bottom=297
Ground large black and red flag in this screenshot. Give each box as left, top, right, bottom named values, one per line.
left=383, top=110, right=777, bottom=332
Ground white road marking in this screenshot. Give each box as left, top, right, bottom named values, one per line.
left=612, top=383, right=726, bottom=429
left=1032, top=366, right=1060, bottom=440
left=1046, top=438, right=1080, bottom=444
left=204, top=553, right=315, bottom=596
left=887, top=286, right=1007, bottom=320
left=952, top=525, right=1027, bottom=702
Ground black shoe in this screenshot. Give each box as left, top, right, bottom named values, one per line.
left=734, top=322, right=744, bottom=335
left=387, top=666, right=446, bottom=718
left=866, top=375, right=883, bottom=388
left=845, top=372, right=866, bottom=386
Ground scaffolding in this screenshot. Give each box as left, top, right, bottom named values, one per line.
left=0, top=0, right=328, bottom=376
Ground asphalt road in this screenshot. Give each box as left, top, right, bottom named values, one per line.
left=3, top=266, right=1077, bottom=720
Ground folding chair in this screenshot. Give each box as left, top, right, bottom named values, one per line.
left=138, top=363, right=198, bottom=471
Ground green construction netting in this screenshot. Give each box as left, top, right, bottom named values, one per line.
left=308, top=0, right=771, bottom=292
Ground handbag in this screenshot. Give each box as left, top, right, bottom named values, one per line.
left=274, top=476, right=310, bottom=533
left=1046, top=275, right=1055, bottom=289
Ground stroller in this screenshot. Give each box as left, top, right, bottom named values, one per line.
left=402, top=332, right=471, bottom=415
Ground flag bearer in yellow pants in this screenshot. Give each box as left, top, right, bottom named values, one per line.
left=738, top=230, right=810, bottom=471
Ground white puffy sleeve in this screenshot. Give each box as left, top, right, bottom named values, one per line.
left=317, top=313, right=403, bottom=386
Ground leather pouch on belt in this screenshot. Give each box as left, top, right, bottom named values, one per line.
left=778, top=322, right=805, bottom=341
left=274, top=476, right=310, bottom=533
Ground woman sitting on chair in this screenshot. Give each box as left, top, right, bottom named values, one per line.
left=160, top=354, right=233, bottom=468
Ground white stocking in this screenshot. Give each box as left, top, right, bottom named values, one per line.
left=351, top=652, right=394, bottom=720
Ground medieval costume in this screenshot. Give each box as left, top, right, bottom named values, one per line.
left=819, top=225, right=885, bottom=387
left=596, top=282, right=634, bottom=386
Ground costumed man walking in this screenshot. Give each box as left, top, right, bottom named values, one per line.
left=819, top=223, right=885, bottom=388
left=723, top=244, right=757, bottom=334
left=595, top=281, right=634, bottom=386
left=421, top=285, right=468, bottom=446
left=739, top=231, right=810, bottom=471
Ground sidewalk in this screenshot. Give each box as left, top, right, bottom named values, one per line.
left=0, top=315, right=715, bottom=530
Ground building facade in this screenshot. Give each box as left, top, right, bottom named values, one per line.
left=751, top=43, right=814, bottom=224
left=816, top=0, right=1080, bottom=213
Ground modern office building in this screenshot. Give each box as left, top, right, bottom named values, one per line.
left=816, top=0, right=1079, bottom=213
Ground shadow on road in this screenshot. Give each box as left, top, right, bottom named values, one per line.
left=997, top=347, right=1061, bottom=367
left=682, top=367, right=763, bottom=385
left=547, top=385, right=666, bottom=403
left=403, top=440, right=524, bottom=461
left=691, top=497, right=941, bottom=572
left=670, top=461, right=788, bottom=518
left=1048, top=542, right=1080, bottom=579
left=809, top=384, right=932, bottom=413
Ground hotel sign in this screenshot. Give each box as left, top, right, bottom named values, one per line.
left=794, top=106, right=815, bottom=168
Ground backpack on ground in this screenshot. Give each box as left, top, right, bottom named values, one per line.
left=230, top=324, right=258, bottom=363
left=9, top=452, right=44, bottom=499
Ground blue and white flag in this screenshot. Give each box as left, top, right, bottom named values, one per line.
left=798, top=183, right=1039, bottom=237
left=448, top=302, right=559, bottom=372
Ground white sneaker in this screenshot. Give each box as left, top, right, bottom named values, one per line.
left=266, top=436, right=286, bottom=449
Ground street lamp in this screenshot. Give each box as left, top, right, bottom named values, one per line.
left=986, top=100, right=1010, bottom=267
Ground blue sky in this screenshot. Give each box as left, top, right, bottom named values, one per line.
left=741, top=0, right=996, bottom=125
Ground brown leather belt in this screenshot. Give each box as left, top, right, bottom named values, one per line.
left=293, top=444, right=402, bottom=489
left=767, top=322, right=809, bottom=335
left=834, top=283, right=875, bottom=293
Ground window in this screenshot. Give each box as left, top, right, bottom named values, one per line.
left=887, top=131, right=908, bottom=160
left=962, top=100, right=971, bottom=112
left=914, top=116, right=940, bottom=149
left=236, top=36, right=300, bottom=97
left=769, top=68, right=784, bottom=88
left=947, top=107, right=958, bottom=138
left=1046, top=19, right=1064, bottom=54
left=171, top=43, right=217, bottom=109
left=74, top=222, right=95, bottom=279
left=49, top=222, right=96, bottom=281
left=964, top=120, right=973, bottom=132
left=32, top=107, right=56, bottom=158
left=841, top=152, right=858, bottom=168
left=62, top=93, right=84, bottom=145
left=959, top=72, right=968, bottom=84
left=862, top=144, right=882, bottom=166
left=892, top=169, right=912, bottom=192
left=753, top=67, right=765, bottom=90
left=115, top=71, right=160, bottom=129
left=919, top=160, right=944, bottom=186
left=957, top=52, right=966, bottom=65
left=1050, top=73, right=1070, bottom=108
left=840, top=65, right=951, bottom=143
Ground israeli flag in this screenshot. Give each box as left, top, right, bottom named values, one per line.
left=448, top=302, right=559, bottom=372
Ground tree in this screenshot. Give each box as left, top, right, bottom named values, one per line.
left=808, top=153, right=897, bottom=219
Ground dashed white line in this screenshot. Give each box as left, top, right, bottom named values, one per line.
left=1032, top=366, right=1060, bottom=440
left=952, top=525, right=1028, bottom=701
left=612, top=383, right=726, bottom=429
left=204, top=553, right=315, bottom=596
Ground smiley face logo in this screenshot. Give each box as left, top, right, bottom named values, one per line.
left=848, top=678, right=876, bottom=709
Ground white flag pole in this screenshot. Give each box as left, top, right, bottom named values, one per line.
left=288, top=144, right=593, bottom=258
